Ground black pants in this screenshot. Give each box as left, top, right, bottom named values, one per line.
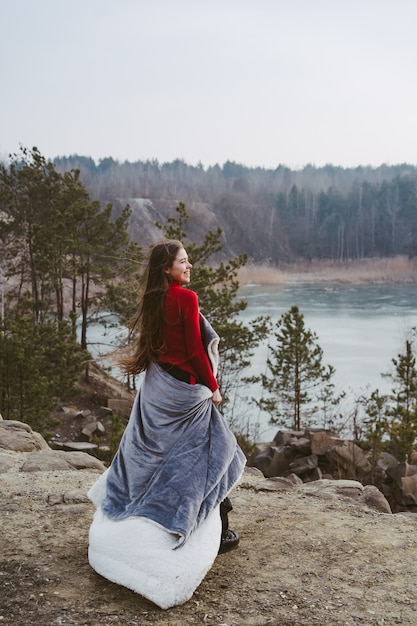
left=220, top=497, right=233, bottom=536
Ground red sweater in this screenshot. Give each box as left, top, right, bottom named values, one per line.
left=157, top=282, right=218, bottom=392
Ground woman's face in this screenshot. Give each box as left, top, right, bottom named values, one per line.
left=165, top=247, right=192, bottom=284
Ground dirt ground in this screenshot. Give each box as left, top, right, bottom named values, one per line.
left=1, top=457, right=417, bottom=626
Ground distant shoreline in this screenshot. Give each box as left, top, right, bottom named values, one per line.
left=237, top=255, right=417, bottom=286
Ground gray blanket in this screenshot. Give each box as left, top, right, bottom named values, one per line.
left=101, top=331, right=246, bottom=544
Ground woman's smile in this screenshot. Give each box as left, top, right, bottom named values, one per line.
left=166, top=247, right=192, bottom=284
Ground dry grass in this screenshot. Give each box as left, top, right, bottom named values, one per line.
left=237, top=255, right=417, bottom=285
left=236, top=264, right=287, bottom=286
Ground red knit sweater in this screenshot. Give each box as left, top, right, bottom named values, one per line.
left=157, top=282, right=218, bottom=392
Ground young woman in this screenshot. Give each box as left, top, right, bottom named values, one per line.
left=87, top=239, right=246, bottom=609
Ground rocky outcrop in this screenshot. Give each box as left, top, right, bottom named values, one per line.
left=241, top=466, right=392, bottom=514
left=0, top=419, right=50, bottom=452
left=0, top=418, right=402, bottom=516
left=248, top=429, right=370, bottom=482
left=0, top=418, right=105, bottom=474
left=248, top=429, right=417, bottom=513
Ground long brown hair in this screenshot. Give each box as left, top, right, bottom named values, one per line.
left=118, top=239, right=183, bottom=375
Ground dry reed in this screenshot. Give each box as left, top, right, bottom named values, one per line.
left=237, top=255, right=417, bottom=285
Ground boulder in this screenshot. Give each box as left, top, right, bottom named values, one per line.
left=289, top=436, right=312, bottom=454
left=363, top=485, right=392, bottom=514
left=0, top=453, right=16, bottom=474
left=288, top=454, right=319, bottom=476
left=0, top=420, right=49, bottom=452
left=107, top=398, right=132, bottom=418
left=386, top=461, right=417, bottom=488
left=310, top=431, right=342, bottom=456
left=253, top=476, right=295, bottom=492
left=401, top=474, right=417, bottom=505
left=81, top=420, right=106, bottom=440
left=274, top=430, right=304, bottom=445
left=62, top=441, right=98, bottom=453
left=20, top=449, right=105, bottom=472
left=247, top=444, right=295, bottom=478
left=327, top=441, right=371, bottom=474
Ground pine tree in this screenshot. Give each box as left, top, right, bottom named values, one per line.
left=0, top=305, right=86, bottom=433
left=359, top=389, right=389, bottom=483
left=0, top=146, right=135, bottom=426
left=383, top=336, right=417, bottom=461
left=257, top=305, right=341, bottom=431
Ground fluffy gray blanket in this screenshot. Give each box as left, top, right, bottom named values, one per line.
left=101, top=325, right=246, bottom=545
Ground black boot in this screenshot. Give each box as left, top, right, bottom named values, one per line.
left=218, top=497, right=239, bottom=554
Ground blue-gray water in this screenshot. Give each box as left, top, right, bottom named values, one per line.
left=238, top=282, right=417, bottom=440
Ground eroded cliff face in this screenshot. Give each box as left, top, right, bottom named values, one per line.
left=1, top=421, right=417, bottom=626
left=112, top=197, right=227, bottom=257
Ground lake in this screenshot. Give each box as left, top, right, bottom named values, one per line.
left=237, top=282, right=417, bottom=440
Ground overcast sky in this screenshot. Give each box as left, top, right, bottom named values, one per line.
left=1, top=0, right=417, bottom=169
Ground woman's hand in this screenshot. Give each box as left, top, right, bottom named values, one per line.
left=212, top=388, right=222, bottom=405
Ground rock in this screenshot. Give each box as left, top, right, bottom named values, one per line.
left=401, top=474, right=417, bottom=504
left=81, top=420, right=106, bottom=440
left=363, top=485, right=392, bottom=513
left=20, top=449, right=105, bottom=472
left=303, top=466, right=323, bottom=482
left=298, top=478, right=390, bottom=514
left=98, top=406, right=114, bottom=417
left=247, top=444, right=295, bottom=478
left=21, top=451, right=72, bottom=472
left=0, top=420, right=49, bottom=452
left=56, top=405, right=74, bottom=414
left=273, top=430, right=304, bottom=445
left=327, top=441, right=371, bottom=473
left=386, top=461, right=417, bottom=487
left=288, top=454, right=319, bottom=475
left=95, top=420, right=106, bottom=434
left=255, top=476, right=295, bottom=492
left=61, top=441, right=98, bottom=453
left=0, top=453, right=16, bottom=474
left=250, top=430, right=373, bottom=485
left=107, top=398, right=132, bottom=418
left=62, top=451, right=105, bottom=471
left=238, top=467, right=295, bottom=493
left=289, top=436, right=312, bottom=454
left=285, top=472, right=304, bottom=485
left=310, top=431, right=342, bottom=455
left=2, top=419, right=32, bottom=432
left=75, top=410, right=92, bottom=419
left=303, top=478, right=364, bottom=498
left=242, top=466, right=264, bottom=477
left=81, top=422, right=97, bottom=438
left=244, top=428, right=417, bottom=513
left=377, top=451, right=399, bottom=471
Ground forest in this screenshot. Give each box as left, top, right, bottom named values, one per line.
left=53, top=154, right=417, bottom=263
left=1, top=147, right=417, bottom=467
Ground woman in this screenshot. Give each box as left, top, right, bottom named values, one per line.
left=87, top=239, right=246, bottom=609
